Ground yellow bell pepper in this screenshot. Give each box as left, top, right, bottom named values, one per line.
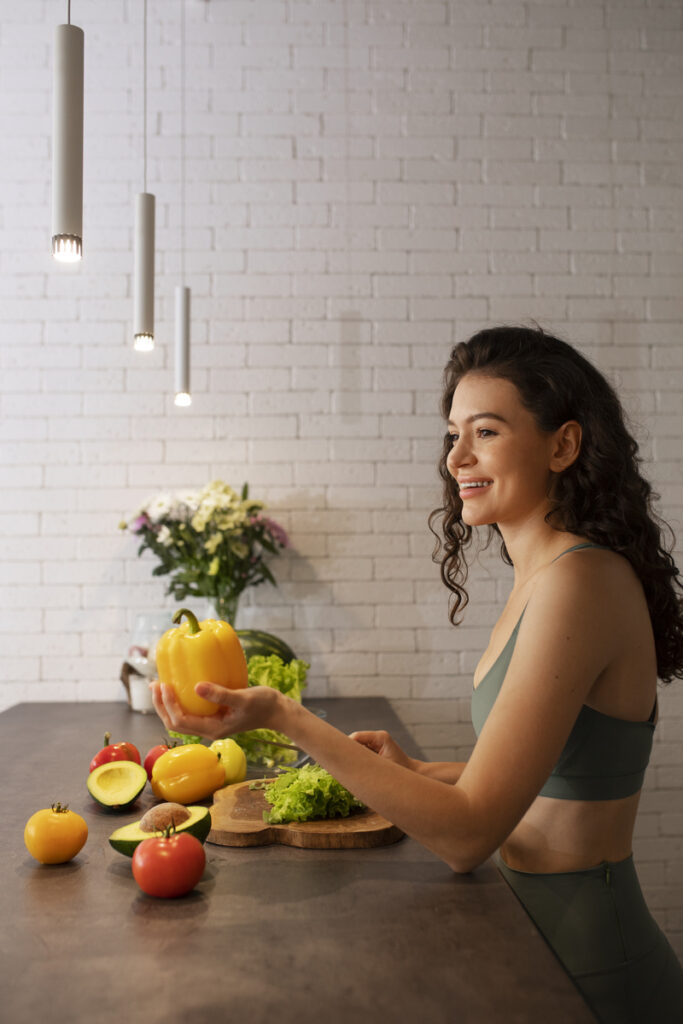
left=209, top=738, right=247, bottom=785
left=151, top=744, right=226, bottom=803
left=155, top=607, right=248, bottom=716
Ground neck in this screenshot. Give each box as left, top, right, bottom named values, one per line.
left=498, top=519, right=584, bottom=590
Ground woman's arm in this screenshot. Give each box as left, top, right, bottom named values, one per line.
left=418, top=762, right=468, bottom=783
left=152, top=557, right=616, bottom=873
left=153, top=679, right=480, bottom=869
left=348, top=728, right=467, bottom=783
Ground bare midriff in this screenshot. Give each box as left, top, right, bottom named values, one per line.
left=500, top=789, right=641, bottom=873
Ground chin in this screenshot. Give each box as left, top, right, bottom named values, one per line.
left=460, top=508, right=495, bottom=528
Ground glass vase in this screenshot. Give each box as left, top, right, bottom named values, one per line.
left=212, top=594, right=239, bottom=627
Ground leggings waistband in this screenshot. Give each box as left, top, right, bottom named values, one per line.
left=497, top=851, right=634, bottom=881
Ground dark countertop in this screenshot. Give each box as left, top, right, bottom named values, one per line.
left=1, top=700, right=595, bottom=1023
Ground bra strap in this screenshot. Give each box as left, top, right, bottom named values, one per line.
left=551, top=542, right=607, bottom=563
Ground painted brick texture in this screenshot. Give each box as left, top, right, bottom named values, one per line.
left=0, top=0, right=681, bottom=955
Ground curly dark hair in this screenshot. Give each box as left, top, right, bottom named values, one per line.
left=428, top=324, right=683, bottom=684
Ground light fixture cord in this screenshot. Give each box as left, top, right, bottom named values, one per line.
left=180, top=0, right=185, bottom=284
left=67, top=0, right=71, bottom=25
left=143, top=0, right=147, bottom=193
left=343, top=0, right=351, bottom=297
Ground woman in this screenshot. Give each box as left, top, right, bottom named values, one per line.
left=152, top=325, right=683, bottom=1023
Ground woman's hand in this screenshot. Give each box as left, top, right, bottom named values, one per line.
left=150, top=680, right=279, bottom=742
left=348, top=729, right=419, bottom=772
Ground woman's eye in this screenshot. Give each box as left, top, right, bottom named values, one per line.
left=445, top=428, right=496, bottom=445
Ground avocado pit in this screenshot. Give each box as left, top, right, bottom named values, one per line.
left=140, top=802, right=191, bottom=833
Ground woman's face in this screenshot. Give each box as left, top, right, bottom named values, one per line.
left=446, top=373, right=565, bottom=530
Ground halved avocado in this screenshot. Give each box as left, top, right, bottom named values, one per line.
left=87, top=760, right=147, bottom=811
left=108, top=805, right=211, bottom=856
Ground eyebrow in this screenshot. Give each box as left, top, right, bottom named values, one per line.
left=447, top=412, right=510, bottom=428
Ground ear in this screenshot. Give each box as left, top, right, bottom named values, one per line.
left=549, top=420, right=582, bottom=472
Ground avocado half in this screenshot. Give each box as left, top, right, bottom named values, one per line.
left=87, top=760, right=148, bottom=811
left=108, top=805, right=211, bottom=856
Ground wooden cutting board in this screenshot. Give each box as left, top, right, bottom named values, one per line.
left=207, top=779, right=405, bottom=849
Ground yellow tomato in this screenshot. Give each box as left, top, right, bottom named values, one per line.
left=209, top=738, right=247, bottom=785
left=24, top=803, right=88, bottom=864
left=151, top=744, right=225, bottom=804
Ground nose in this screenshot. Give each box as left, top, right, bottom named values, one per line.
left=446, top=434, right=474, bottom=474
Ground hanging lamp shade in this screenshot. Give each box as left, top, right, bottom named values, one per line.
left=133, top=192, right=155, bottom=350
left=174, top=285, right=191, bottom=406
left=52, top=23, right=84, bottom=262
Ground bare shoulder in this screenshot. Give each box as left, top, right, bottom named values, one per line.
left=524, top=544, right=649, bottom=669
left=535, top=545, right=642, bottom=610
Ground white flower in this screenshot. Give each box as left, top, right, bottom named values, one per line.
left=145, top=494, right=173, bottom=523
left=157, top=525, right=173, bottom=546
left=176, top=489, right=200, bottom=513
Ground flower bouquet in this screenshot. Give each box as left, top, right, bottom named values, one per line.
left=120, top=480, right=289, bottom=626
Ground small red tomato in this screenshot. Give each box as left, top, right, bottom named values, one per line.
left=143, top=742, right=174, bottom=781
left=132, top=832, right=206, bottom=899
left=89, top=732, right=141, bottom=774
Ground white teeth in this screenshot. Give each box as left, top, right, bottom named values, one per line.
left=460, top=481, right=492, bottom=489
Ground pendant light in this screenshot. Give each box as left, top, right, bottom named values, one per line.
left=52, top=0, right=84, bottom=262
left=174, top=0, right=191, bottom=407
left=174, top=286, right=191, bottom=406
left=133, top=0, right=155, bottom=351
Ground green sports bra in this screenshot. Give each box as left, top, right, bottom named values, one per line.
left=470, top=544, right=656, bottom=801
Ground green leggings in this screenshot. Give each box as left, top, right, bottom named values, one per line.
left=497, top=854, right=683, bottom=1024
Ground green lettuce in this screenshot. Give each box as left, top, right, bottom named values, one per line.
left=252, top=764, right=365, bottom=824
left=247, top=654, right=309, bottom=701
left=167, top=730, right=203, bottom=745
left=232, top=727, right=300, bottom=768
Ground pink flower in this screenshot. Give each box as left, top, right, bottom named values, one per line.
left=132, top=514, right=150, bottom=533
left=250, top=513, right=289, bottom=548
left=263, top=516, right=289, bottom=548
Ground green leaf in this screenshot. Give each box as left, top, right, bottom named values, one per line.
left=253, top=764, right=364, bottom=824
left=167, top=730, right=204, bottom=745
left=232, top=728, right=299, bottom=768
left=246, top=654, right=309, bottom=701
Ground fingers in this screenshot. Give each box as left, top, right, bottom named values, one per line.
left=349, top=730, right=385, bottom=753
left=150, top=682, right=215, bottom=737
left=151, top=680, right=269, bottom=741
left=350, top=729, right=387, bottom=743
left=194, top=681, right=236, bottom=705
left=150, top=681, right=173, bottom=730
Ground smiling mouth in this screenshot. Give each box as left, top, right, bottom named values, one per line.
left=458, top=481, right=492, bottom=492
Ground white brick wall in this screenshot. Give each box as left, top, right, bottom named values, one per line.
left=0, top=0, right=681, bottom=955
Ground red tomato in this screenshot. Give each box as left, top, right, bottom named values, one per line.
left=132, top=833, right=206, bottom=899
left=143, top=743, right=172, bottom=781
left=89, top=732, right=141, bottom=774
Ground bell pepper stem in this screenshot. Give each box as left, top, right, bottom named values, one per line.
left=173, top=608, right=201, bottom=635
